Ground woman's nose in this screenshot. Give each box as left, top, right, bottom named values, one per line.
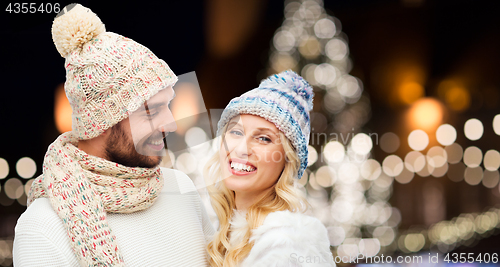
left=233, top=137, right=251, bottom=157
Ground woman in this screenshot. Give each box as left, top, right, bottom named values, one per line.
left=205, top=70, right=335, bottom=266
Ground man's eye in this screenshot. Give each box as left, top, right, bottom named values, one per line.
left=146, top=110, right=159, bottom=117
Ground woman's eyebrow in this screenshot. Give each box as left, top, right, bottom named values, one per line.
left=227, top=121, right=242, bottom=128
left=254, top=127, right=279, bottom=137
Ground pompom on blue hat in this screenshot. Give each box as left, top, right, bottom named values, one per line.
left=217, top=70, right=314, bottom=179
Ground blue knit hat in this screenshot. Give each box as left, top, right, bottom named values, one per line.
left=217, top=70, right=313, bottom=179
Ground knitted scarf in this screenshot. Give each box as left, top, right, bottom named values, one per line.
left=28, top=132, right=164, bottom=267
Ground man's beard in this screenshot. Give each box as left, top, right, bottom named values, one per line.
left=104, top=123, right=162, bottom=168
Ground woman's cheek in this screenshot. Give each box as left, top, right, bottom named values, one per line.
left=260, top=150, right=274, bottom=163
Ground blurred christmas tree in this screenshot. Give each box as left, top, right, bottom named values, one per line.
left=267, top=0, right=400, bottom=257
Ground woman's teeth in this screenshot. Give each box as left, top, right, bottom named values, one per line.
left=230, top=162, right=256, bottom=172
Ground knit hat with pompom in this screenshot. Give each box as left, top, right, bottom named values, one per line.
left=217, top=70, right=314, bottom=179
left=52, top=3, right=177, bottom=140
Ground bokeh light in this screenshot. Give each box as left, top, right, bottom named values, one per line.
left=337, top=75, right=362, bottom=99
left=380, top=132, right=400, bottom=153
left=338, top=163, right=360, bottom=184
left=315, top=166, right=336, bottom=187
left=483, top=150, right=500, bottom=171
left=482, top=170, right=499, bottom=188
left=445, top=143, right=463, bottom=164
left=416, top=160, right=433, bottom=177
left=24, top=178, right=35, bottom=196
left=427, top=146, right=447, bottom=168
left=408, top=98, right=443, bottom=131
left=464, top=166, right=483, bottom=185
left=359, top=238, right=381, bottom=257
left=314, top=18, right=336, bottom=39
left=273, top=30, right=296, bottom=52
left=404, top=233, right=425, bottom=252
left=323, top=89, right=346, bottom=113
left=325, top=38, right=348, bottom=61
left=4, top=178, right=24, bottom=199
left=54, top=83, right=72, bottom=133
left=382, top=155, right=404, bottom=177
left=447, top=162, right=465, bottom=182
left=444, top=86, right=470, bottom=111
left=160, top=149, right=176, bottom=169
left=463, top=146, right=482, bottom=168
left=436, top=124, right=457, bottom=146
left=308, top=145, right=318, bottom=166
left=0, top=158, right=8, bottom=179
left=360, top=159, right=382, bottom=181
left=314, top=63, right=338, bottom=86
left=331, top=199, right=354, bottom=223
left=15, top=157, right=36, bottom=179
left=398, top=82, right=424, bottom=105
left=493, top=115, right=500, bottom=136
left=464, top=119, right=484, bottom=141
left=350, top=133, right=373, bottom=155
left=395, top=168, right=414, bottom=184
left=327, top=226, right=346, bottom=246
left=298, top=171, right=308, bottom=187
left=175, top=153, right=197, bottom=174
left=270, top=52, right=298, bottom=73
left=323, top=141, right=345, bottom=163
left=431, top=162, right=448, bottom=178
left=372, top=226, right=395, bottom=246
left=404, top=151, right=425, bottom=172
left=408, top=130, right=429, bottom=151
left=298, top=36, right=321, bottom=59
left=170, top=82, right=202, bottom=135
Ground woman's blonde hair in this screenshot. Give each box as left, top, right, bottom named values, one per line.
left=205, top=123, right=308, bottom=267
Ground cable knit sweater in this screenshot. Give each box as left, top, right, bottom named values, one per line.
left=13, top=168, right=215, bottom=267
left=229, top=210, right=335, bottom=267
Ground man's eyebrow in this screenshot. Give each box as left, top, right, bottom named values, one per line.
left=138, top=102, right=167, bottom=114
left=145, top=102, right=167, bottom=110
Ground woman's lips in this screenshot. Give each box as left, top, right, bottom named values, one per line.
left=227, top=159, right=257, bottom=176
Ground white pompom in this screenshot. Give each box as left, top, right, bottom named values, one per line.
left=51, top=4, right=105, bottom=57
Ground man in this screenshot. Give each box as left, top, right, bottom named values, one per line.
left=13, top=4, right=214, bottom=266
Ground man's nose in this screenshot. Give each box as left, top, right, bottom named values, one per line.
left=158, top=110, right=177, bottom=133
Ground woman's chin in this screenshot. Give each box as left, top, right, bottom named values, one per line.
left=223, top=177, right=252, bottom=193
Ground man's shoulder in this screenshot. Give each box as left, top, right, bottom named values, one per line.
left=15, top=198, right=65, bottom=235
left=160, top=167, right=197, bottom=194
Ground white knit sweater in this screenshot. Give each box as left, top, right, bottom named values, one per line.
left=229, top=210, right=335, bottom=267
left=13, top=168, right=215, bottom=267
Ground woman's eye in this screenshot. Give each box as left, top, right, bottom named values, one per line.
left=229, top=130, right=243, bottom=136
left=258, top=136, right=272, bottom=142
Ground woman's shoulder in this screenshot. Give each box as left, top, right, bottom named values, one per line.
left=261, top=210, right=325, bottom=231
left=244, top=210, right=334, bottom=267
left=252, top=210, right=329, bottom=243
